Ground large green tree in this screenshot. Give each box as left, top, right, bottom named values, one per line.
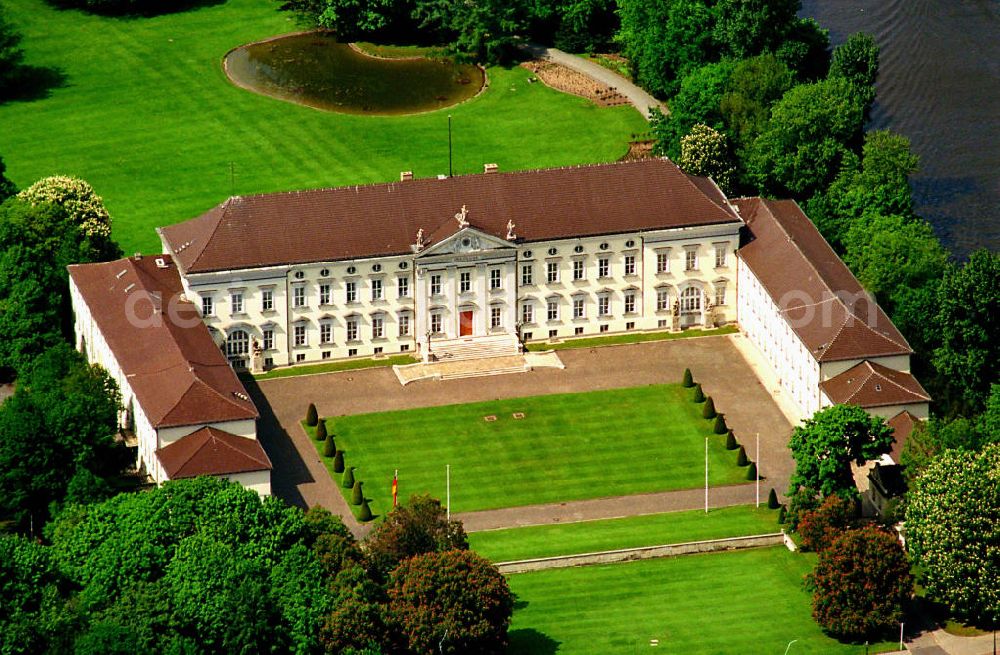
left=413, top=0, right=529, bottom=64
left=932, top=249, right=1000, bottom=414
left=828, top=32, right=879, bottom=109
left=652, top=60, right=735, bottom=160
left=364, top=494, right=468, bottom=580
left=712, top=0, right=801, bottom=60
left=906, top=443, right=1000, bottom=623
left=679, top=124, right=736, bottom=193
left=788, top=404, right=894, bottom=498
left=719, top=53, right=795, bottom=157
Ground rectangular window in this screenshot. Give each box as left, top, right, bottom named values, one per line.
left=490, top=268, right=501, bottom=290
left=626, top=321, right=635, bottom=331
left=322, top=351, right=331, bottom=360
left=521, top=303, right=534, bottom=324
left=293, top=324, right=306, bottom=347
left=521, top=264, right=533, bottom=285
left=296, top=353, right=306, bottom=363
left=348, top=348, right=357, bottom=357
left=460, top=271, right=472, bottom=293
left=573, top=260, right=585, bottom=281
left=600, top=324, right=609, bottom=333
left=686, top=249, right=698, bottom=271
left=573, top=297, right=585, bottom=319
left=293, top=286, right=306, bottom=308
left=346, top=318, right=359, bottom=341
left=371, top=279, right=383, bottom=301
left=546, top=262, right=559, bottom=283
left=230, top=292, right=243, bottom=314
left=261, top=289, right=273, bottom=312
left=598, top=295, right=610, bottom=316
left=656, top=252, right=669, bottom=274
left=319, top=284, right=331, bottom=306
left=373, top=347, right=383, bottom=355
left=490, top=306, right=502, bottom=328
left=547, top=300, right=559, bottom=321
left=523, top=331, right=533, bottom=341
left=398, top=276, right=409, bottom=298
left=398, top=314, right=410, bottom=336
left=431, top=274, right=442, bottom=296
left=430, top=312, right=442, bottom=334
left=346, top=282, right=357, bottom=304
left=624, top=255, right=636, bottom=276
left=598, top=257, right=609, bottom=278
left=320, top=322, right=332, bottom=344
left=715, top=245, right=727, bottom=268
left=262, top=328, right=273, bottom=350
left=624, top=291, right=636, bottom=314
left=575, top=327, right=584, bottom=335
left=400, top=344, right=410, bottom=352
left=715, top=284, right=726, bottom=306
left=201, top=296, right=213, bottom=317
left=657, top=288, right=670, bottom=311
left=548, top=329, right=558, bottom=339
left=372, top=315, right=384, bottom=339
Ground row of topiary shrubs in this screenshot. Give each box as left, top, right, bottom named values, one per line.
left=306, top=402, right=373, bottom=521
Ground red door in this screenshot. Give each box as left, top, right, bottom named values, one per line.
left=460, top=311, right=474, bottom=336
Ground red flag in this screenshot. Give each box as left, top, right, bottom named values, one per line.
left=391, top=470, right=398, bottom=507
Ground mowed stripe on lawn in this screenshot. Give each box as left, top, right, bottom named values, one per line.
left=318, top=384, right=748, bottom=515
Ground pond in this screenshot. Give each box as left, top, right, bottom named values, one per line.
left=224, top=33, right=485, bottom=115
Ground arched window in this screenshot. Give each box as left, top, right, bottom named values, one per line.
left=680, top=287, right=701, bottom=314
left=226, top=329, right=250, bottom=363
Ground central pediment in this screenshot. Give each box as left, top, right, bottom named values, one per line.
left=417, top=227, right=515, bottom=259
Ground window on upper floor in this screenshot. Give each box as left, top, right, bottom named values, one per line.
left=346, top=317, right=359, bottom=341
left=546, top=300, right=559, bottom=321
left=546, top=262, right=559, bottom=284
left=293, top=286, right=306, bottom=308
left=624, top=290, right=636, bottom=314
left=460, top=271, right=472, bottom=293
left=201, top=296, right=213, bottom=317
left=346, top=281, right=357, bottom=304
left=490, top=268, right=502, bottom=290
left=656, top=251, right=670, bottom=274
left=521, top=264, right=533, bottom=286
left=521, top=302, right=534, bottom=324
left=656, top=288, right=670, bottom=311
left=371, top=279, right=383, bottom=301
left=430, top=274, right=442, bottom=296
left=398, top=313, right=411, bottom=336
left=320, top=322, right=332, bottom=344
left=573, top=260, right=585, bottom=281
left=261, top=289, right=273, bottom=312
left=230, top=292, right=243, bottom=314
left=262, top=327, right=274, bottom=350
left=598, top=257, right=609, bottom=278
left=372, top=314, right=384, bottom=339
left=715, top=244, right=727, bottom=268
left=293, top=323, right=307, bottom=347
left=319, top=284, right=331, bottom=306
left=573, top=297, right=585, bottom=319
left=398, top=276, right=409, bottom=298
left=685, top=249, right=698, bottom=271
left=624, top=255, right=636, bottom=276
left=597, top=294, right=610, bottom=316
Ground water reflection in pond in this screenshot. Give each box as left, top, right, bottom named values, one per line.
left=224, top=32, right=485, bottom=115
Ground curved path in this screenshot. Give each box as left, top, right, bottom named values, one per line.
left=520, top=43, right=666, bottom=120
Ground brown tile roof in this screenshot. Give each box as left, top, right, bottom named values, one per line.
left=735, top=198, right=911, bottom=363
left=820, top=360, right=931, bottom=408
left=887, top=410, right=921, bottom=463
left=68, top=255, right=258, bottom=428
left=156, top=427, right=271, bottom=479
left=159, top=159, right=741, bottom=274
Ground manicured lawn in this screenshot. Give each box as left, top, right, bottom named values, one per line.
left=253, top=354, right=417, bottom=380
left=468, top=505, right=780, bottom=562
left=0, top=0, right=647, bottom=255
left=525, top=325, right=738, bottom=352
left=308, top=384, right=750, bottom=517
left=506, top=548, right=898, bottom=654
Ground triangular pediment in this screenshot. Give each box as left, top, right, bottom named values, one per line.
left=418, top=227, right=514, bottom=258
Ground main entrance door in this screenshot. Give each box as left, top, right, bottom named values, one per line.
left=459, top=310, right=474, bottom=336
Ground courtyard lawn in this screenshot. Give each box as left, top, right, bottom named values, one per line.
left=308, top=384, right=749, bottom=517
left=507, top=548, right=898, bottom=655
left=253, top=354, right=417, bottom=380
left=0, top=0, right=648, bottom=255
left=525, top=325, right=738, bottom=352
left=468, top=505, right=780, bottom=562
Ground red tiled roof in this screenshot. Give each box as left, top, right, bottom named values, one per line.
left=68, top=256, right=258, bottom=428
left=887, top=410, right=921, bottom=463
left=159, top=159, right=741, bottom=274
left=820, top=360, right=931, bottom=408
left=156, top=427, right=271, bottom=479
left=735, top=198, right=911, bottom=363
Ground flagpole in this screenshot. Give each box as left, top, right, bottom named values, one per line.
left=704, top=437, right=708, bottom=513
left=446, top=464, right=451, bottom=521
left=756, top=433, right=760, bottom=508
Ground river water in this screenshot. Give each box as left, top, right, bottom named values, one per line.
left=800, top=0, right=1000, bottom=258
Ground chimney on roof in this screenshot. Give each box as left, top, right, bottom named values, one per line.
left=400, top=171, right=413, bottom=182
left=484, top=163, right=499, bottom=174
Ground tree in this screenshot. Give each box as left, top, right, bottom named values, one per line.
left=796, top=493, right=856, bottom=552
left=316, top=419, right=328, bottom=441
left=701, top=395, right=717, bottom=419
left=679, top=124, right=736, bottom=193
left=906, top=443, right=1000, bottom=623
left=809, top=526, right=912, bottom=639
left=932, top=250, right=1000, bottom=414
left=323, top=434, right=336, bottom=457
left=787, top=404, right=893, bottom=498
left=747, top=77, right=865, bottom=197
left=305, top=402, right=318, bottom=427
left=774, top=17, right=829, bottom=80
left=652, top=60, right=735, bottom=159
left=387, top=549, right=513, bottom=655
left=712, top=0, right=801, bottom=60
left=682, top=368, right=693, bottom=387
left=413, top=0, right=529, bottom=65
left=284, top=0, right=399, bottom=41
left=17, top=176, right=112, bottom=242
left=828, top=32, right=879, bottom=107
left=719, top=54, right=795, bottom=157
left=364, top=494, right=468, bottom=580
left=0, top=8, right=24, bottom=99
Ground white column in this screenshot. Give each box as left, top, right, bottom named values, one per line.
left=477, top=263, right=489, bottom=335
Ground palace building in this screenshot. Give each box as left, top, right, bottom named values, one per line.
left=69, top=158, right=928, bottom=493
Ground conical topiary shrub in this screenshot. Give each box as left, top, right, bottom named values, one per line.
left=768, top=488, right=780, bottom=510
left=713, top=414, right=727, bottom=434
left=323, top=434, right=336, bottom=457
left=778, top=505, right=787, bottom=524
left=333, top=450, right=345, bottom=473
left=342, top=466, right=355, bottom=489
left=725, top=430, right=738, bottom=450
left=736, top=445, right=748, bottom=467
left=305, top=403, right=318, bottom=427
left=315, top=420, right=327, bottom=442
left=746, top=461, right=757, bottom=480
left=358, top=499, right=373, bottom=521
left=692, top=384, right=705, bottom=403
left=351, top=480, right=364, bottom=506
left=682, top=368, right=694, bottom=388
left=701, top=397, right=716, bottom=419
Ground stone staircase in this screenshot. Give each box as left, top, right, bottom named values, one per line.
left=428, top=333, right=520, bottom=362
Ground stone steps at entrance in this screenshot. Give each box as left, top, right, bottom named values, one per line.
left=439, top=364, right=528, bottom=381
left=429, top=334, right=520, bottom=362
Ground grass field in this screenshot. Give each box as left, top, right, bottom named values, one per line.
left=253, top=354, right=417, bottom=380
left=525, top=325, right=738, bottom=352
left=507, top=548, right=898, bottom=654
left=0, top=0, right=648, bottom=254
left=308, top=384, right=749, bottom=517
left=468, top=505, right=780, bottom=562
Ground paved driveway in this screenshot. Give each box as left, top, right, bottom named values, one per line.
left=250, top=334, right=795, bottom=532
